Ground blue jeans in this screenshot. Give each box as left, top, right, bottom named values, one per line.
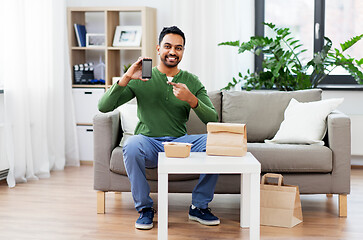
left=123, top=134, right=219, bottom=212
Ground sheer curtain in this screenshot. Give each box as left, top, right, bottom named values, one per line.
left=0, top=0, right=79, bottom=187
left=170, top=0, right=255, bottom=91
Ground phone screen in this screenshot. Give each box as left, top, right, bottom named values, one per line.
left=142, top=59, right=152, bottom=79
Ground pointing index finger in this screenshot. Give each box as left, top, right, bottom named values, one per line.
left=167, top=81, right=177, bottom=86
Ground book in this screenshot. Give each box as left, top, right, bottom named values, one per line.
left=74, top=24, right=87, bottom=47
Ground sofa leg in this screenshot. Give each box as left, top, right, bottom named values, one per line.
left=97, top=191, right=105, bottom=214
left=339, top=194, right=347, bottom=217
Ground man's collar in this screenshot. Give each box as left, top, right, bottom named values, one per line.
left=155, top=66, right=182, bottom=78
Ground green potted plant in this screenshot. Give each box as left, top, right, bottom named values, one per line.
left=123, top=63, right=132, bottom=74
left=219, top=22, right=363, bottom=91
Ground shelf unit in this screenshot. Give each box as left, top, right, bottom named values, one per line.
left=67, top=6, right=157, bottom=89
left=67, top=7, right=157, bottom=161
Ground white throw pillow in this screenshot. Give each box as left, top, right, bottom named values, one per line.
left=117, top=102, right=138, bottom=147
left=265, top=98, right=344, bottom=145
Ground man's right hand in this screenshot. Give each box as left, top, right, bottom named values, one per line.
left=118, top=57, right=151, bottom=87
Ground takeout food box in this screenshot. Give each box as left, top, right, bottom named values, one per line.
left=206, top=122, right=247, bottom=157
left=163, top=142, right=193, bottom=158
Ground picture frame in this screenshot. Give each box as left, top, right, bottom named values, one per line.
left=112, top=26, right=142, bottom=47
left=86, top=33, right=105, bottom=47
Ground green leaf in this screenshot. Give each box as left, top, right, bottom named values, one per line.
left=255, top=48, right=262, bottom=56
left=263, top=22, right=275, bottom=29
left=281, top=31, right=291, bottom=39
left=277, top=29, right=284, bottom=35
left=340, top=34, right=363, bottom=52
left=290, top=40, right=299, bottom=45
left=293, top=44, right=303, bottom=50
left=218, top=40, right=240, bottom=47
left=355, top=58, right=363, bottom=66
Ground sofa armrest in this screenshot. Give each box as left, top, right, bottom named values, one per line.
left=327, top=110, right=351, bottom=194
left=93, top=110, right=121, bottom=190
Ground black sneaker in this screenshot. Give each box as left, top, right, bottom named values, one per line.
left=135, top=208, right=155, bottom=230
left=188, top=205, right=220, bottom=226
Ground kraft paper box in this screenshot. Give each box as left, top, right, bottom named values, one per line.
left=163, top=142, right=192, bottom=158
left=206, top=122, right=247, bottom=157
left=260, top=173, right=303, bottom=228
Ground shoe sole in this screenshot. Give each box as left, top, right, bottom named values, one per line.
left=135, top=222, right=153, bottom=230
left=188, top=214, right=220, bottom=226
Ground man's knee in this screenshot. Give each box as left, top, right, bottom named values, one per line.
left=123, top=135, right=146, bottom=157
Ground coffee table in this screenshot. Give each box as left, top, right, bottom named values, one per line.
left=157, top=152, right=261, bottom=240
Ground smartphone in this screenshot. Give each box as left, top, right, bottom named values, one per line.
left=142, top=59, right=152, bottom=79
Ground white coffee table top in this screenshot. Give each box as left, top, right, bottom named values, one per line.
left=158, top=152, right=261, bottom=174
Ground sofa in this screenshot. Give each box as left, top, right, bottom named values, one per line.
left=93, top=89, right=351, bottom=217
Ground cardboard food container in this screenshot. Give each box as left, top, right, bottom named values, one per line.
left=162, top=142, right=193, bottom=158
left=206, top=122, right=247, bottom=157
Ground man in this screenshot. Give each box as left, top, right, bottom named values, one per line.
left=98, top=26, right=219, bottom=230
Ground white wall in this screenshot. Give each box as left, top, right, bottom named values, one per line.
left=0, top=93, right=3, bottom=123
left=322, top=90, right=363, bottom=156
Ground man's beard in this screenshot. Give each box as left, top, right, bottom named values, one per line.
left=161, top=54, right=180, bottom=68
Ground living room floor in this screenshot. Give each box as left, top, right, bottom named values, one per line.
left=0, top=165, right=362, bottom=240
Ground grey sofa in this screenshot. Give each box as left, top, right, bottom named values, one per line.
left=93, top=89, right=351, bottom=217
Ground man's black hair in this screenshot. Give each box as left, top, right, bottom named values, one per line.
left=158, top=26, right=186, bottom=46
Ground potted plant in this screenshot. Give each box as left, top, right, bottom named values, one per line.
left=219, top=22, right=363, bottom=91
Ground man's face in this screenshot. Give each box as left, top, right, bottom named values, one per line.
left=157, top=33, right=184, bottom=68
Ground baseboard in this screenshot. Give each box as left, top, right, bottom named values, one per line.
left=351, top=155, right=363, bottom=169
left=80, top=160, right=93, bottom=166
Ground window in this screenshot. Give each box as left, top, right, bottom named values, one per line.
left=265, top=0, right=314, bottom=65
left=325, top=0, right=363, bottom=75
left=255, top=0, right=363, bottom=87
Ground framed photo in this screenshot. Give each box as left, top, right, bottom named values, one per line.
left=86, top=33, right=105, bottom=47
left=112, top=26, right=142, bottom=47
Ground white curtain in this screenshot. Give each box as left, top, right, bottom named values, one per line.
left=0, top=0, right=79, bottom=187
left=170, top=0, right=255, bottom=91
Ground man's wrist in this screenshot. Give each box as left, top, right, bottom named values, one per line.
left=189, top=96, right=198, bottom=108
left=118, top=74, right=132, bottom=87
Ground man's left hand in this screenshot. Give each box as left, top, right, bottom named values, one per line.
left=168, top=82, right=198, bottom=108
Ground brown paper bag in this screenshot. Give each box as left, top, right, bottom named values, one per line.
left=260, top=173, right=303, bottom=228
left=206, top=122, right=247, bottom=157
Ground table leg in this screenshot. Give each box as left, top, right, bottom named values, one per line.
left=158, top=173, right=168, bottom=240
left=241, top=173, right=250, bottom=228
left=249, top=173, right=260, bottom=240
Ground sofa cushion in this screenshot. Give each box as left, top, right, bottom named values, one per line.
left=265, top=98, right=343, bottom=145
left=110, top=147, right=200, bottom=181
left=248, top=143, right=332, bottom=173
left=117, top=99, right=138, bottom=147
left=187, top=90, right=222, bottom=135
left=222, top=89, right=322, bottom=142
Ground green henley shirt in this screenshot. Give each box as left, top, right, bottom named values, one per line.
left=98, top=67, right=218, bottom=137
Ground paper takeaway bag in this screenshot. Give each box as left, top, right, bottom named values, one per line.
left=206, top=122, right=247, bottom=157
left=260, top=173, right=303, bottom=228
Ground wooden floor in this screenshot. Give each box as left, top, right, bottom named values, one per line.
left=1, top=166, right=363, bottom=240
